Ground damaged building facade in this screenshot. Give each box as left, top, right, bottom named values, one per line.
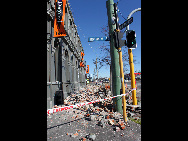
left=47, top=0, right=86, bottom=109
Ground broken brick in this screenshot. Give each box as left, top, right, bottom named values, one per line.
left=104, top=102, right=107, bottom=106
left=106, top=115, right=109, bottom=119
left=115, top=127, right=120, bottom=132
left=108, top=119, right=114, bottom=125
left=118, top=120, right=124, bottom=126
left=121, top=125, right=126, bottom=130
left=110, top=114, right=113, bottom=118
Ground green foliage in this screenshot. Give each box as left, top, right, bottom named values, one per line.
left=128, top=117, right=141, bottom=125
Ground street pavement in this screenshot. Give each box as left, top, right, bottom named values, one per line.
left=47, top=109, right=141, bottom=141
left=124, top=80, right=141, bottom=89
left=125, top=80, right=141, bottom=103
left=47, top=84, right=141, bottom=141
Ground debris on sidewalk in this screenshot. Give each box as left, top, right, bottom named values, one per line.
left=47, top=84, right=141, bottom=140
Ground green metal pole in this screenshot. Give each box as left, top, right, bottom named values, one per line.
left=106, top=0, right=123, bottom=114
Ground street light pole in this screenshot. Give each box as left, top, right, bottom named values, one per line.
left=126, top=8, right=141, bottom=30
left=126, top=8, right=141, bottom=105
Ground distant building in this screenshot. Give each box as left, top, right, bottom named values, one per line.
left=124, top=72, right=141, bottom=80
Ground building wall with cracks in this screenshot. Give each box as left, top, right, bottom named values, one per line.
left=47, top=0, right=86, bottom=109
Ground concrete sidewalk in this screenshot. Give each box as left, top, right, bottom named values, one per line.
left=47, top=109, right=141, bottom=141
left=47, top=85, right=141, bottom=140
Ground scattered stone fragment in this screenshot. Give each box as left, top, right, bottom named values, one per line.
left=89, top=133, right=96, bottom=140
left=90, top=115, right=96, bottom=121
left=74, top=132, right=78, bottom=136
left=108, top=119, right=114, bottom=125
left=47, top=85, right=141, bottom=140
left=115, top=127, right=120, bottom=132
left=120, top=125, right=126, bottom=130
left=98, top=119, right=105, bottom=128
left=106, top=115, right=109, bottom=119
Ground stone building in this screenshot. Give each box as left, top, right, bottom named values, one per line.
left=47, top=0, right=86, bottom=109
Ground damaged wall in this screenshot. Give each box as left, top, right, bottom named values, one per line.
left=47, top=0, right=86, bottom=109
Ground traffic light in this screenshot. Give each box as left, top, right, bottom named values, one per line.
left=126, top=30, right=137, bottom=49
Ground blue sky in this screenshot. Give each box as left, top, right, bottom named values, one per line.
left=68, top=0, right=141, bottom=78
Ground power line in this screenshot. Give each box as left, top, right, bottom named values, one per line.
left=118, top=9, right=127, bottom=21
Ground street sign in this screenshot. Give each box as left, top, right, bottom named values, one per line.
left=119, top=17, right=133, bottom=30
left=88, top=37, right=110, bottom=42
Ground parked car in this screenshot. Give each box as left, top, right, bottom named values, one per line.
left=103, top=79, right=109, bottom=83
left=136, top=76, right=141, bottom=80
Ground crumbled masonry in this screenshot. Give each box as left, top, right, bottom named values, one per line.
left=47, top=84, right=141, bottom=140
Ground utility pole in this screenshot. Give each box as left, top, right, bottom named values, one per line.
left=106, top=0, right=122, bottom=114
left=93, top=68, right=95, bottom=81
left=113, top=2, right=127, bottom=122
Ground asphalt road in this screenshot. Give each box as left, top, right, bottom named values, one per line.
left=90, top=80, right=141, bottom=89
left=47, top=109, right=141, bottom=141
left=125, top=80, right=141, bottom=90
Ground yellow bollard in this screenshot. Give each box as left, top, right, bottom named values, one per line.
left=128, top=49, right=137, bottom=105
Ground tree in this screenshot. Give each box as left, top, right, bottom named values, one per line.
left=93, top=24, right=138, bottom=74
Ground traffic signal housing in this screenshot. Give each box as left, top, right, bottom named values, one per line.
left=126, top=30, right=137, bottom=49
left=113, top=31, right=126, bottom=49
